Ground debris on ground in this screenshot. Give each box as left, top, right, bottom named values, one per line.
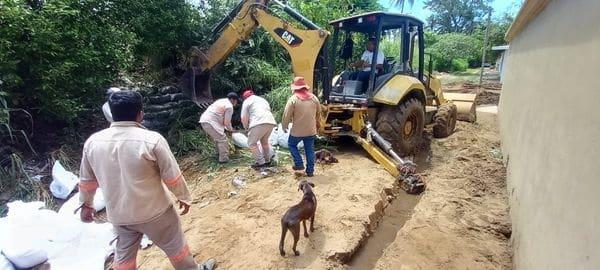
left=231, top=176, right=247, bottom=189
left=315, top=149, right=339, bottom=164
left=477, top=91, right=501, bottom=105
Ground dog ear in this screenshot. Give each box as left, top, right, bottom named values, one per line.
left=309, top=182, right=315, bottom=187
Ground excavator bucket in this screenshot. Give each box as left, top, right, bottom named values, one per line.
left=443, top=92, right=478, bottom=122
left=180, top=68, right=213, bottom=107
left=179, top=46, right=213, bottom=107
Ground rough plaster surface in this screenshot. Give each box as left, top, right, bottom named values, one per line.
left=500, top=0, right=600, bottom=269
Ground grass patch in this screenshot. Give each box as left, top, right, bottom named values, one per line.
left=438, top=68, right=482, bottom=84
left=264, top=85, right=290, bottom=123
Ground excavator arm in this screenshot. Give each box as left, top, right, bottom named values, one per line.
left=181, top=0, right=329, bottom=105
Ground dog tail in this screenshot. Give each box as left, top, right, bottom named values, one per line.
left=279, top=220, right=288, bottom=256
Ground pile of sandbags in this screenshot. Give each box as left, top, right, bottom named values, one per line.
left=142, top=85, right=199, bottom=132
left=230, top=123, right=302, bottom=150
left=0, top=201, right=115, bottom=270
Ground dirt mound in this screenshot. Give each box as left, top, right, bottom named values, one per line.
left=477, top=91, right=501, bottom=105
left=374, top=120, right=511, bottom=269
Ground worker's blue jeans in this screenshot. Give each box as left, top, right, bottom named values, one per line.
left=288, top=135, right=316, bottom=174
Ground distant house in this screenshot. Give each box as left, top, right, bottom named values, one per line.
left=492, top=45, right=509, bottom=82
left=500, top=0, right=600, bottom=269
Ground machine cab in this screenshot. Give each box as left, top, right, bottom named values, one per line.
left=327, top=12, right=425, bottom=105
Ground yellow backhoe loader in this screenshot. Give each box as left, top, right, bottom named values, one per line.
left=180, top=0, right=476, bottom=194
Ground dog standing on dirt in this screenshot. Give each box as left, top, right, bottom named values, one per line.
left=279, top=180, right=317, bottom=256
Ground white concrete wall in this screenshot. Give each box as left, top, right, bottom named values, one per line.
left=500, top=0, right=600, bottom=269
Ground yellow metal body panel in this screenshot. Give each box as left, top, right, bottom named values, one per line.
left=319, top=104, right=400, bottom=178
left=200, top=0, right=328, bottom=92
left=427, top=75, right=444, bottom=105
left=355, top=137, right=400, bottom=178
left=373, top=75, right=426, bottom=105
left=253, top=9, right=328, bottom=91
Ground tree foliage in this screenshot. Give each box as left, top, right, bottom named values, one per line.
left=0, top=0, right=136, bottom=121
left=429, top=33, right=482, bottom=71
left=424, top=0, right=492, bottom=33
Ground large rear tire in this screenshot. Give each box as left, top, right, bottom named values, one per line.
left=375, top=98, right=425, bottom=156
left=432, top=102, right=458, bottom=138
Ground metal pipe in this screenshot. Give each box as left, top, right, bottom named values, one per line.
left=271, top=0, right=321, bottom=30
left=365, top=124, right=412, bottom=166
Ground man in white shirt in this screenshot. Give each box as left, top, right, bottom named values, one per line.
left=240, top=89, right=277, bottom=168
left=349, top=38, right=384, bottom=92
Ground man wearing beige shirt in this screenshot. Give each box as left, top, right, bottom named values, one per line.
left=199, top=92, right=238, bottom=163
left=78, top=91, right=214, bottom=270
left=240, top=89, right=276, bottom=168
left=282, top=77, right=321, bottom=177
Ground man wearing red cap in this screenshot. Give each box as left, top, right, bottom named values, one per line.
left=282, top=77, right=322, bottom=177
left=240, top=88, right=277, bottom=168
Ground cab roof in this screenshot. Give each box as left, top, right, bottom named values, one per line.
left=329, top=11, right=424, bottom=32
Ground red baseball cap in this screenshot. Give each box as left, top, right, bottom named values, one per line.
left=242, top=88, right=254, bottom=99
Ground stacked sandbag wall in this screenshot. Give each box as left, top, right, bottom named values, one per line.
left=141, top=85, right=200, bottom=133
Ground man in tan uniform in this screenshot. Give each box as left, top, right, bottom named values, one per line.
left=78, top=91, right=215, bottom=270
left=240, top=89, right=276, bottom=168
left=282, top=77, right=322, bottom=177
left=199, top=92, right=239, bottom=163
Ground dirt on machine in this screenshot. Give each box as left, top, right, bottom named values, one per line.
left=179, top=0, right=477, bottom=194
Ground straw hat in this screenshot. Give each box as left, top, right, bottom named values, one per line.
left=291, top=76, right=310, bottom=91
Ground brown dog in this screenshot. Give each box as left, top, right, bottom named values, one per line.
left=279, top=180, right=317, bottom=256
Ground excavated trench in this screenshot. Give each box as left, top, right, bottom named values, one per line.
left=347, top=191, right=421, bottom=269
left=325, top=138, right=432, bottom=268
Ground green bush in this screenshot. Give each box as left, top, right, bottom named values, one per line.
left=264, top=85, right=292, bottom=123
left=429, top=33, right=482, bottom=72
left=451, top=58, right=469, bottom=72
left=0, top=0, right=135, bottom=122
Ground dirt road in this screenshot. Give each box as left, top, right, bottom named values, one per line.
left=137, top=110, right=511, bottom=269
left=374, top=114, right=511, bottom=269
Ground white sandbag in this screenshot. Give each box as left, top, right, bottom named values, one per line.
left=0, top=254, right=14, bottom=270
left=46, top=222, right=115, bottom=270
left=268, top=126, right=279, bottom=146
left=50, top=161, right=79, bottom=199
left=2, top=201, right=50, bottom=268
left=2, top=201, right=116, bottom=270
left=58, top=189, right=106, bottom=217
left=277, top=123, right=303, bottom=149
left=231, top=132, right=249, bottom=148
left=2, top=243, right=46, bottom=269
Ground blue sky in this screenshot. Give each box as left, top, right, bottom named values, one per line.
left=379, top=0, right=523, bottom=20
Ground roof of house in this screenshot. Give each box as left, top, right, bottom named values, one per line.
left=492, top=45, right=509, bottom=51
left=505, top=0, right=550, bottom=42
